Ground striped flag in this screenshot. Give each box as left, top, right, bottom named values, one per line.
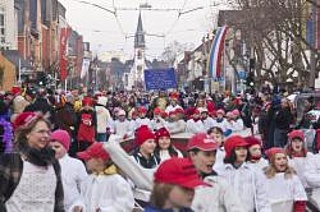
left=207, top=26, right=229, bottom=79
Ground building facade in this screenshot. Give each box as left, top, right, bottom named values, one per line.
left=0, top=0, right=18, bottom=50
left=124, top=12, right=150, bottom=90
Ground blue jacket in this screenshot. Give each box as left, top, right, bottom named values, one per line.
left=144, top=205, right=194, bottom=212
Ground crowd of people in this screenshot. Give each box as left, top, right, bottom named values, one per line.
left=0, top=85, right=319, bottom=211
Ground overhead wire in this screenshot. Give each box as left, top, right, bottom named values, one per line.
left=165, top=0, right=187, bottom=35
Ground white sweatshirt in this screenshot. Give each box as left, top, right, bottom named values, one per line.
left=264, top=173, right=307, bottom=211
left=219, top=163, right=271, bottom=212
left=81, top=174, right=134, bottom=212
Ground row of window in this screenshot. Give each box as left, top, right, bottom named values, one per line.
left=0, top=6, right=5, bottom=46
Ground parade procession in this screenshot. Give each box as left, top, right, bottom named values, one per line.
left=2, top=0, right=320, bottom=211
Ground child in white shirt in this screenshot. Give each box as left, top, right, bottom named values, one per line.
left=77, top=142, right=134, bottom=211
left=50, top=129, right=88, bottom=212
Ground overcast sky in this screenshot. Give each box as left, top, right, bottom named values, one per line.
left=59, top=0, right=230, bottom=59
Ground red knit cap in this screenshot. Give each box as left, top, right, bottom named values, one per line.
left=155, top=127, right=170, bottom=142
left=265, top=147, right=286, bottom=163
left=160, top=111, right=168, bottom=119
left=224, top=135, right=249, bottom=158
left=11, top=86, right=21, bottom=96
left=193, top=109, right=201, bottom=115
left=138, top=106, right=147, bottom=114
left=82, top=96, right=93, bottom=107
left=154, top=108, right=162, bottom=115
left=244, top=136, right=262, bottom=148
left=13, top=112, right=42, bottom=129
left=135, top=125, right=155, bottom=146
left=175, top=108, right=184, bottom=115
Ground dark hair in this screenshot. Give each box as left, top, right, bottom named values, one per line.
left=223, top=150, right=237, bottom=164
left=207, top=126, right=223, bottom=135
left=223, top=148, right=249, bottom=164
left=154, top=143, right=179, bottom=158
left=187, top=148, right=201, bottom=154
left=149, top=183, right=174, bottom=208
left=14, top=115, right=51, bottom=148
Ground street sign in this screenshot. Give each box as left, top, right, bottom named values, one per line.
left=144, top=68, right=177, bottom=90
left=238, top=70, right=247, bottom=80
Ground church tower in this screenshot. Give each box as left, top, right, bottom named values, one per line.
left=125, top=11, right=149, bottom=90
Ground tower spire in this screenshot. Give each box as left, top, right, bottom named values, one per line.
left=134, top=11, right=145, bottom=49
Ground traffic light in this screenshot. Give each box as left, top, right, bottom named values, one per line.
left=246, top=71, right=254, bottom=87
left=36, top=72, right=48, bottom=87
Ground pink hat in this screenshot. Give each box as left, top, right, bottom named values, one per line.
left=288, top=130, right=304, bottom=141
left=50, top=129, right=71, bottom=151
left=135, top=125, right=155, bottom=146
left=232, top=109, right=240, bottom=117
left=216, top=109, right=225, bottom=115
left=118, top=110, right=126, bottom=116
left=226, top=111, right=233, bottom=118
left=265, top=147, right=286, bottom=163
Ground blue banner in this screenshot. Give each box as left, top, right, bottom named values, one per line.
left=144, top=68, right=177, bottom=90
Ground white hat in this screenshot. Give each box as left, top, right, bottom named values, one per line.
left=97, top=96, right=108, bottom=106
left=118, top=110, right=126, bottom=116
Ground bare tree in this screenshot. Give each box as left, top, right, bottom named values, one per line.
left=161, top=41, right=193, bottom=66
left=225, top=0, right=320, bottom=88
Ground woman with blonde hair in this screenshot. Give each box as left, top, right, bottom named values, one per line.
left=0, top=112, right=64, bottom=211
left=264, top=147, right=307, bottom=211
